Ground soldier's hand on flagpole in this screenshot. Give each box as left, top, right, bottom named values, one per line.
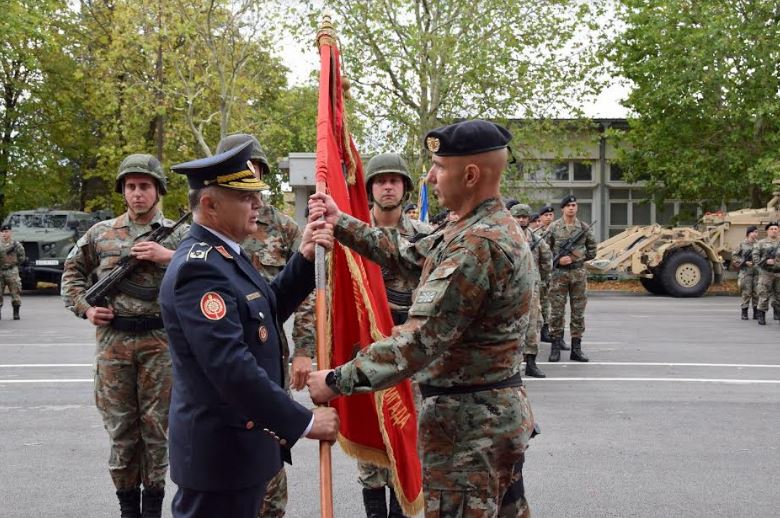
left=306, top=407, right=340, bottom=443
left=290, top=356, right=313, bottom=390
left=308, top=192, right=340, bottom=225
left=299, top=219, right=334, bottom=261
left=307, top=369, right=339, bottom=404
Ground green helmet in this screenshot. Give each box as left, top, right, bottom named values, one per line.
left=365, top=153, right=414, bottom=197
left=510, top=203, right=532, bottom=218
left=216, top=134, right=270, bottom=177
left=115, top=154, right=167, bottom=195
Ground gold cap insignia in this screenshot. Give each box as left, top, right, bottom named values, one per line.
left=426, top=136, right=440, bottom=153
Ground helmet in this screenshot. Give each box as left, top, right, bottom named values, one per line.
left=365, top=153, right=414, bottom=197
left=115, top=154, right=167, bottom=195
left=510, top=203, right=532, bottom=218
left=216, top=134, right=270, bottom=177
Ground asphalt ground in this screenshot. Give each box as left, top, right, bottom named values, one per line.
left=1, top=290, right=778, bottom=517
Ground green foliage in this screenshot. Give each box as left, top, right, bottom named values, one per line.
left=611, top=0, right=780, bottom=207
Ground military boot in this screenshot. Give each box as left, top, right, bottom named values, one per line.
left=559, top=338, right=570, bottom=351
left=570, top=337, right=589, bottom=362
left=116, top=488, right=141, bottom=518
left=524, top=354, right=546, bottom=378
left=362, top=487, right=387, bottom=518
left=549, top=338, right=562, bottom=362
left=753, top=306, right=759, bottom=320
left=141, top=487, right=164, bottom=518
left=12, top=303, right=20, bottom=320
left=540, top=324, right=552, bottom=343
left=741, top=307, right=749, bottom=320
left=757, top=310, right=766, bottom=325
left=388, top=488, right=408, bottom=518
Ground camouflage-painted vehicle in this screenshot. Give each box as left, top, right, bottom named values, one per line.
left=2, top=209, right=99, bottom=289
left=588, top=184, right=780, bottom=297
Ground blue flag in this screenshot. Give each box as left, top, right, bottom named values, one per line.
left=417, top=177, right=429, bottom=223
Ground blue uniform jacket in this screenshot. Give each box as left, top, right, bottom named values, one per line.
left=160, top=222, right=314, bottom=491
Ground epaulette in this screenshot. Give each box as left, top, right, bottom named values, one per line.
left=187, top=242, right=212, bottom=261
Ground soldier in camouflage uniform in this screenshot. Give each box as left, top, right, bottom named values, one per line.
left=216, top=134, right=316, bottom=518
left=510, top=204, right=551, bottom=378
left=0, top=224, right=25, bottom=320
left=733, top=225, right=759, bottom=320
left=545, top=195, right=596, bottom=363
left=308, top=120, right=536, bottom=518
left=535, top=205, right=555, bottom=343
left=751, top=222, right=780, bottom=325
left=357, top=152, right=432, bottom=518
left=61, top=155, right=188, bottom=518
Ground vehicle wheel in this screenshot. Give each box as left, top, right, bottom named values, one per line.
left=639, top=274, right=666, bottom=295
left=658, top=248, right=712, bottom=297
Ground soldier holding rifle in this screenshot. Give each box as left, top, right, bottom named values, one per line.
left=752, top=222, right=780, bottom=325
left=732, top=225, right=758, bottom=320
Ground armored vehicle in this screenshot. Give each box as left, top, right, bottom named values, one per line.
left=2, top=209, right=98, bottom=289
left=587, top=182, right=780, bottom=297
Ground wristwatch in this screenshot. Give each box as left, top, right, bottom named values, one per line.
left=325, top=369, right=342, bottom=395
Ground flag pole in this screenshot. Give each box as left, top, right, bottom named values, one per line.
left=315, top=16, right=336, bottom=518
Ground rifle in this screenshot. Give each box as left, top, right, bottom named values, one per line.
left=552, top=220, right=597, bottom=267
left=85, top=212, right=191, bottom=307
left=529, top=229, right=543, bottom=251
left=731, top=246, right=753, bottom=271
left=757, top=244, right=780, bottom=270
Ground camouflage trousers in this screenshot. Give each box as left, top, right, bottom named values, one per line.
left=94, top=326, right=172, bottom=490
left=738, top=269, right=758, bottom=309
left=756, top=271, right=780, bottom=311
left=258, top=467, right=287, bottom=517
left=521, top=283, right=540, bottom=356
left=539, top=280, right=550, bottom=327
left=0, top=267, right=22, bottom=306
left=358, top=461, right=392, bottom=489
left=419, top=386, right=534, bottom=517
left=549, top=267, right=588, bottom=339
left=497, top=454, right=530, bottom=518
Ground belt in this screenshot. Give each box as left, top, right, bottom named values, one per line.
left=110, top=315, right=164, bottom=333
left=555, top=263, right=583, bottom=270
left=419, top=372, right=523, bottom=398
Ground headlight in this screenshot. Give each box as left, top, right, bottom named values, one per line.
left=42, top=243, right=55, bottom=252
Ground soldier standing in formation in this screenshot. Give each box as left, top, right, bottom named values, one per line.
left=61, top=155, right=189, bottom=518
left=751, top=222, right=780, bottom=325
left=545, top=195, right=596, bottom=363
left=733, top=225, right=759, bottom=320
left=0, top=224, right=25, bottom=320
left=358, top=152, right=432, bottom=518
left=215, top=134, right=316, bottom=518
left=535, top=205, right=555, bottom=344
left=510, top=203, right=551, bottom=378
left=308, top=120, right=536, bottom=517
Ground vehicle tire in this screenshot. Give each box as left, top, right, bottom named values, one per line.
left=639, top=274, right=666, bottom=295
left=658, top=248, right=712, bottom=297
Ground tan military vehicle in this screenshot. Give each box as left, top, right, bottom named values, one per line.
left=588, top=182, right=780, bottom=297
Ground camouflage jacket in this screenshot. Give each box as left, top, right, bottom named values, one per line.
left=242, top=204, right=315, bottom=358
left=524, top=227, right=552, bottom=284
left=370, top=211, right=433, bottom=317
left=332, top=197, right=534, bottom=394
left=732, top=239, right=757, bottom=273
left=545, top=217, right=597, bottom=267
left=61, top=210, right=188, bottom=318
left=752, top=237, right=780, bottom=272
left=0, top=239, right=25, bottom=270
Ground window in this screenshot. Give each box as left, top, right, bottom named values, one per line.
left=610, top=163, right=625, bottom=182
left=610, top=203, right=628, bottom=225
left=552, top=162, right=568, bottom=181
left=572, top=161, right=592, bottom=181
left=577, top=203, right=593, bottom=222
left=633, top=203, right=652, bottom=225
left=657, top=203, right=675, bottom=225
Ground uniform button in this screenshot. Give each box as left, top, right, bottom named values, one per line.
left=263, top=428, right=269, bottom=432
left=258, top=312, right=264, bottom=319
left=245, top=421, right=255, bottom=430
left=279, top=439, right=287, bottom=446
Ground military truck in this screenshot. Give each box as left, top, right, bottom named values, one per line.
left=587, top=183, right=780, bottom=297
left=1, top=209, right=99, bottom=289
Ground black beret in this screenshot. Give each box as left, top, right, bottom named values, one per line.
left=765, top=222, right=779, bottom=231
left=172, top=140, right=268, bottom=191
left=746, top=225, right=758, bottom=235
left=0, top=224, right=10, bottom=231
left=424, top=119, right=512, bottom=156
left=539, top=205, right=554, bottom=216
left=561, top=194, right=577, bottom=208
left=530, top=213, right=540, bottom=222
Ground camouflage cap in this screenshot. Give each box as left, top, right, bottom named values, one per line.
left=216, top=134, right=270, bottom=177
left=365, top=153, right=414, bottom=194
left=510, top=203, right=532, bottom=218
left=115, top=154, right=167, bottom=195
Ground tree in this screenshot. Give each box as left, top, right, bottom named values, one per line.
left=611, top=0, right=780, bottom=208
left=293, top=0, right=608, bottom=172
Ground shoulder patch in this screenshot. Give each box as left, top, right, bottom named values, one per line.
left=200, top=292, right=226, bottom=320
left=214, top=245, right=234, bottom=259
left=187, top=242, right=212, bottom=261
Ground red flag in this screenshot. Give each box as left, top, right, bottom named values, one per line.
left=315, top=23, right=423, bottom=515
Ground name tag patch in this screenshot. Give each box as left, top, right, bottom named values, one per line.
left=246, top=291, right=262, bottom=301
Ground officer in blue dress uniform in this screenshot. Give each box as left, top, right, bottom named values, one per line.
left=160, top=141, right=339, bottom=518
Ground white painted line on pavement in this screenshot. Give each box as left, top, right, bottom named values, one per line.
left=0, top=343, right=93, bottom=347
left=536, top=362, right=780, bottom=368
left=0, top=379, right=92, bottom=383
left=0, top=364, right=91, bottom=368
left=527, top=377, right=780, bottom=384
